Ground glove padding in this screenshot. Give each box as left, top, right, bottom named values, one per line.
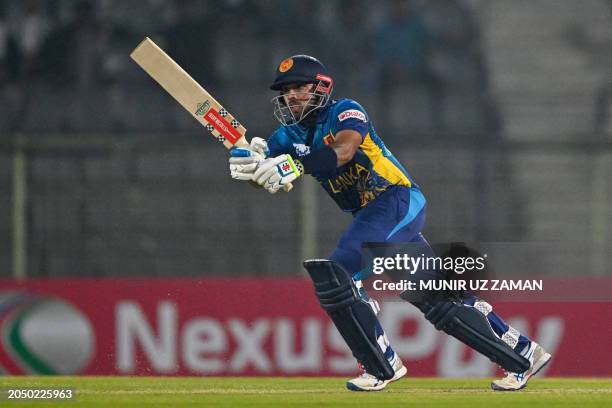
left=229, top=137, right=268, bottom=180
left=252, top=154, right=303, bottom=194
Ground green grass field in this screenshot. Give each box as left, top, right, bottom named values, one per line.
left=1, top=377, right=611, bottom=407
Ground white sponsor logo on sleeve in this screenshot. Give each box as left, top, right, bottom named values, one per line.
left=338, top=109, right=367, bottom=123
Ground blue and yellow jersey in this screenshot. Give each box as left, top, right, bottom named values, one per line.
left=268, top=99, right=418, bottom=212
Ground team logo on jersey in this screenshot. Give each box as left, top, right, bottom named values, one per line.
left=338, top=109, right=367, bottom=122
left=279, top=58, right=294, bottom=73
left=293, top=143, right=310, bottom=157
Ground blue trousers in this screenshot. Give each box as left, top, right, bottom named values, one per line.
left=330, top=186, right=427, bottom=279
left=329, top=185, right=531, bottom=364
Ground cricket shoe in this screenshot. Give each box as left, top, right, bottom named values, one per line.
left=346, top=355, right=407, bottom=392
left=491, top=341, right=552, bottom=391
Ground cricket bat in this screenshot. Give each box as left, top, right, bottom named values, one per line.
left=130, top=37, right=292, bottom=191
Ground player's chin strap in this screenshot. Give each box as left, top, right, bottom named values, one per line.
left=303, top=259, right=395, bottom=380
left=405, top=292, right=531, bottom=373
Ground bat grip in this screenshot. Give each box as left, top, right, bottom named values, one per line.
left=283, top=183, right=293, bottom=192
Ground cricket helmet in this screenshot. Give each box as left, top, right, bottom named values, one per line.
left=270, top=55, right=334, bottom=126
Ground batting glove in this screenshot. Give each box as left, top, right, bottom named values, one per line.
left=252, top=154, right=303, bottom=194
left=229, top=137, right=269, bottom=180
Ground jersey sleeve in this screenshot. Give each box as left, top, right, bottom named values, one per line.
left=267, top=127, right=293, bottom=157
left=331, top=99, right=370, bottom=138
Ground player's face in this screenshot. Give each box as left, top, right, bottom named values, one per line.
left=282, top=83, right=316, bottom=115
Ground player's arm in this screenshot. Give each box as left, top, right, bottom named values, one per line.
left=281, top=110, right=365, bottom=173
left=318, top=101, right=369, bottom=167
left=251, top=138, right=349, bottom=194
left=252, top=103, right=367, bottom=193
left=251, top=128, right=362, bottom=193
left=327, top=129, right=362, bottom=166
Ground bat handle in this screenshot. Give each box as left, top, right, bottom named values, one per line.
left=283, top=183, right=293, bottom=192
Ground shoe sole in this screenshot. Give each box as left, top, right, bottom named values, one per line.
left=490, top=353, right=552, bottom=391
left=346, top=365, right=408, bottom=392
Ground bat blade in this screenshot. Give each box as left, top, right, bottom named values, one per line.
left=130, top=37, right=248, bottom=149
left=130, top=37, right=292, bottom=191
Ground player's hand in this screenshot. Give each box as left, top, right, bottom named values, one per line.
left=252, top=154, right=303, bottom=194
left=229, top=137, right=269, bottom=180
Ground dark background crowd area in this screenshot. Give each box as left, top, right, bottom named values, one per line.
left=0, top=0, right=495, bottom=143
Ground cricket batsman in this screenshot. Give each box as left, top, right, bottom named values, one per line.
left=228, top=55, right=552, bottom=391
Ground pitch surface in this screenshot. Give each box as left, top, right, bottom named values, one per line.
left=1, top=377, right=611, bottom=407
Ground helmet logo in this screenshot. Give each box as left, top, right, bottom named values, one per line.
left=279, top=58, right=294, bottom=73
